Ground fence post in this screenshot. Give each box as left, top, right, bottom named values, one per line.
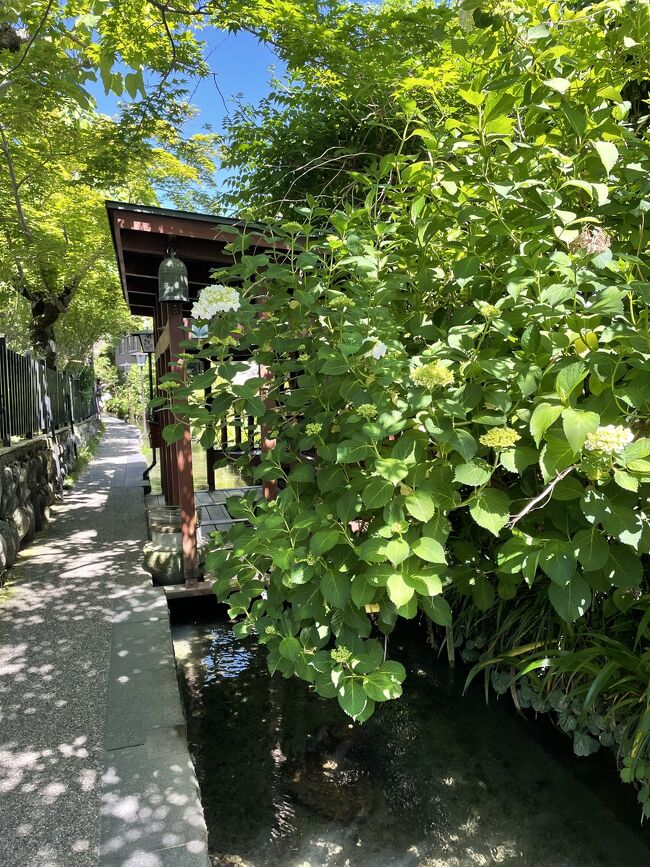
left=0, top=337, right=9, bottom=447
left=67, top=375, right=75, bottom=432
left=24, top=352, right=33, bottom=439
left=37, top=360, right=45, bottom=434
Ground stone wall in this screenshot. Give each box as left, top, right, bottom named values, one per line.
left=0, top=416, right=101, bottom=570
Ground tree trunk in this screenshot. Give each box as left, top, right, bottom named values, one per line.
left=29, top=290, right=73, bottom=368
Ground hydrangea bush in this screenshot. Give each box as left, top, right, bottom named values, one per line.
left=164, top=0, right=650, bottom=809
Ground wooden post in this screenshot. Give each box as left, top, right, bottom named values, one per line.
left=163, top=302, right=198, bottom=585
left=153, top=306, right=166, bottom=497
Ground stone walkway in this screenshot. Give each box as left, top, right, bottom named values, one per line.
left=0, top=416, right=209, bottom=867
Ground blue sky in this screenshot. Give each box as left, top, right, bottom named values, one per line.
left=187, top=28, right=285, bottom=134
left=90, top=27, right=286, bottom=196
left=92, top=26, right=283, bottom=131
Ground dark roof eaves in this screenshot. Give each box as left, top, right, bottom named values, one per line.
left=104, top=200, right=266, bottom=233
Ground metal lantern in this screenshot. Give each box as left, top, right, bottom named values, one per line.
left=135, top=330, right=155, bottom=353
left=158, top=251, right=189, bottom=302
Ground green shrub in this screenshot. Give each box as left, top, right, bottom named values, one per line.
left=164, top=0, right=650, bottom=810
left=105, top=394, right=129, bottom=420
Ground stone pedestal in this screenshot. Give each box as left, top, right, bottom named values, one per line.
left=143, top=506, right=207, bottom=585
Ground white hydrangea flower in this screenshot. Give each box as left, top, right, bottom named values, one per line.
left=191, top=284, right=241, bottom=320
left=583, top=425, right=634, bottom=455
left=371, top=341, right=388, bottom=359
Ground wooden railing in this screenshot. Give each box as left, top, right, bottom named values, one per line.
left=0, top=337, right=99, bottom=446
left=206, top=409, right=261, bottom=490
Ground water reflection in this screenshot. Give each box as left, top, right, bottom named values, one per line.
left=203, top=630, right=254, bottom=682
left=172, top=618, right=650, bottom=867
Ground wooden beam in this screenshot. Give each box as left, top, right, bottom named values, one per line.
left=115, top=212, right=288, bottom=253
left=118, top=213, right=241, bottom=246
left=124, top=270, right=211, bottom=287
left=120, top=231, right=236, bottom=265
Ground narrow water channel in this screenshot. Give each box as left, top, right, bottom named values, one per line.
left=171, top=606, right=649, bottom=867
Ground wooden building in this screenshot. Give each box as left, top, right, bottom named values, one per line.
left=106, top=201, right=273, bottom=586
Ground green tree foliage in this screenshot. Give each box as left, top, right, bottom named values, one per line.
left=164, top=0, right=650, bottom=810
left=106, top=363, right=147, bottom=425
left=0, top=1, right=218, bottom=365
left=218, top=0, right=461, bottom=215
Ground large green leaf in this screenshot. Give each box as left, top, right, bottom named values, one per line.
left=375, top=457, right=410, bottom=483
left=336, top=677, right=370, bottom=720
left=601, top=546, right=643, bottom=589
left=387, top=572, right=415, bottom=606
left=350, top=639, right=384, bottom=674
left=357, top=538, right=388, bottom=563
left=162, top=422, right=185, bottom=444
left=405, top=490, right=436, bottom=522
left=363, top=660, right=406, bottom=702
left=539, top=540, right=577, bottom=584
left=496, top=535, right=541, bottom=583
left=573, top=529, right=609, bottom=571
left=469, top=488, right=511, bottom=536
left=317, top=466, right=346, bottom=492
left=310, top=528, right=341, bottom=555
left=540, top=434, right=575, bottom=482
left=548, top=574, right=591, bottom=621
left=555, top=363, right=588, bottom=403
left=321, top=572, right=350, bottom=609
left=351, top=574, right=376, bottom=606
left=419, top=595, right=453, bottom=626
left=621, top=438, right=650, bottom=465
left=386, top=537, right=410, bottom=566
left=500, top=445, right=539, bottom=473
left=362, top=477, right=394, bottom=509
left=594, top=140, right=619, bottom=175
left=289, top=462, right=316, bottom=483
left=411, top=536, right=447, bottom=564
left=337, top=440, right=371, bottom=463
left=404, top=567, right=442, bottom=597
left=279, top=636, right=301, bottom=660
left=530, top=403, right=563, bottom=446
left=453, top=459, right=492, bottom=486
left=562, top=408, right=599, bottom=454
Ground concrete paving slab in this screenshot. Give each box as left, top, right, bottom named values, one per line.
left=111, top=586, right=168, bottom=625
left=104, top=665, right=185, bottom=752
left=109, top=619, right=175, bottom=676
left=102, top=843, right=209, bottom=867
left=100, top=729, right=208, bottom=862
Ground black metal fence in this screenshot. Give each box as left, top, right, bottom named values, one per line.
left=0, top=337, right=99, bottom=447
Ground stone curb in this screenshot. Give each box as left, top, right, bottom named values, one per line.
left=99, top=585, right=210, bottom=867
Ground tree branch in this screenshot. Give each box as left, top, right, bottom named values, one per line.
left=0, top=123, right=33, bottom=240
left=0, top=2, right=55, bottom=86
left=507, top=465, right=577, bottom=529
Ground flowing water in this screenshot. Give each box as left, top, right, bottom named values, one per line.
left=171, top=609, right=650, bottom=867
